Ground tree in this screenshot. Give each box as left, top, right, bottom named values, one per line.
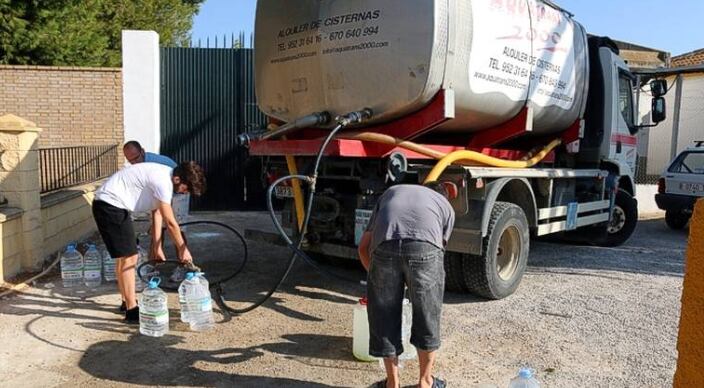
left=0, top=0, right=204, bottom=67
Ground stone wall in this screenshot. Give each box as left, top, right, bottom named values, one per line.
left=0, top=115, right=99, bottom=283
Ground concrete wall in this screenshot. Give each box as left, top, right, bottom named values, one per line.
left=674, top=199, right=704, bottom=386
left=0, top=65, right=123, bottom=149
left=641, top=73, right=704, bottom=176
left=41, top=185, right=100, bottom=260
left=122, top=30, right=161, bottom=153
left=636, top=184, right=662, bottom=216
left=0, top=210, right=24, bottom=283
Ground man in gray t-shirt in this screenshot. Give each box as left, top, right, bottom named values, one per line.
left=358, top=183, right=455, bottom=388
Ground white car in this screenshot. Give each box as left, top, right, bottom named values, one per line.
left=656, top=141, right=704, bottom=229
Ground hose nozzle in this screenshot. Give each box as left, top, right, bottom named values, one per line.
left=237, top=111, right=332, bottom=147
left=336, top=108, right=373, bottom=127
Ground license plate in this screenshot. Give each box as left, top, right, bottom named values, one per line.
left=679, top=182, right=704, bottom=193
left=274, top=185, right=294, bottom=198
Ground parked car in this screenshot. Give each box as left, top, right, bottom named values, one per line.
left=656, top=141, right=704, bottom=229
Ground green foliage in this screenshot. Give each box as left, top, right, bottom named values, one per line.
left=0, top=0, right=204, bottom=67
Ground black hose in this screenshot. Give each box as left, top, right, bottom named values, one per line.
left=141, top=111, right=371, bottom=316
left=214, top=123, right=365, bottom=315
left=137, top=220, right=248, bottom=292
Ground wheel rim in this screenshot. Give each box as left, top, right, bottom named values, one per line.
left=608, top=206, right=626, bottom=234
left=496, top=225, right=521, bottom=281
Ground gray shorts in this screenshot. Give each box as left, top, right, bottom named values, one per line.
left=367, top=239, right=445, bottom=357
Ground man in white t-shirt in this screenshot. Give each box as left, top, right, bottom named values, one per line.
left=92, top=161, right=206, bottom=323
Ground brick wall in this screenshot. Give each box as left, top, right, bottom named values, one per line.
left=0, top=65, right=123, bottom=149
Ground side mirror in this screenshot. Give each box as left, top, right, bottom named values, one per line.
left=650, top=79, right=668, bottom=97
left=652, top=97, right=666, bottom=123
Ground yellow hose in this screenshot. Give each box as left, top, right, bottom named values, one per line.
left=269, top=123, right=305, bottom=232
left=338, top=132, right=448, bottom=159
left=270, top=121, right=560, bottom=223
left=423, top=139, right=562, bottom=183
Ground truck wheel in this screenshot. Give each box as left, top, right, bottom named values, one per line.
left=444, top=252, right=467, bottom=292
left=665, top=210, right=690, bottom=230
left=463, top=202, right=529, bottom=299
left=603, top=189, right=638, bottom=247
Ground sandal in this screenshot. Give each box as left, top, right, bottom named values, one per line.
left=372, top=380, right=400, bottom=388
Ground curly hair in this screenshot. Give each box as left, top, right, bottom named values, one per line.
left=174, top=161, right=207, bottom=197
left=423, top=181, right=449, bottom=197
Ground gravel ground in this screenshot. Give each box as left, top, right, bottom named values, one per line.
left=0, top=212, right=686, bottom=387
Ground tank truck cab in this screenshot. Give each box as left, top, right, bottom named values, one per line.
left=580, top=37, right=668, bottom=245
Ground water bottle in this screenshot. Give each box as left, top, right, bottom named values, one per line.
left=178, top=272, right=197, bottom=323
left=399, top=298, right=417, bottom=361
left=352, top=297, right=377, bottom=362
left=509, top=368, right=540, bottom=388
left=187, top=273, right=215, bottom=331
left=83, top=244, right=102, bottom=287
left=60, top=244, right=83, bottom=287
left=135, top=243, right=148, bottom=292
left=102, top=249, right=117, bottom=282
left=139, top=278, right=169, bottom=337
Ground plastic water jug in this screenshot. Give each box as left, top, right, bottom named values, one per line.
left=185, top=273, right=214, bottom=331
left=60, top=244, right=83, bottom=287
left=399, top=298, right=417, bottom=360
left=352, top=297, right=377, bottom=362
left=139, top=278, right=169, bottom=337
left=178, top=272, right=197, bottom=323
left=509, top=368, right=540, bottom=388
left=83, top=244, right=102, bottom=287
left=135, top=243, right=148, bottom=292
left=102, top=249, right=116, bottom=282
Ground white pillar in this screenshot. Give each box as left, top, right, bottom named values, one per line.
left=122, top=30, right=161, bottom=153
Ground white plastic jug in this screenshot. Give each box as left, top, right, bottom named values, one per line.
left=60, top=244, right=83, bottom=288
left=102, top=249, right=117, bottom=282
left=139, top=278, right=169, bottom=337
left=178, top=272, right=197, bottom=323
left=509, top=368, right=540, bottom=388
left=83, top=244, right=102, bottom=287
left=352, top=297, right=378, bottom=362
left=186, top=273, right=215, bottom=331
left=399, top=298, right=417, bottom=361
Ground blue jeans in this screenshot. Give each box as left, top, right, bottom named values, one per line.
left=367, top=239, right=445, bottom=357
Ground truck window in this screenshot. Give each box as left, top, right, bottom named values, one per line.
left=618, top=75, right=635, bottom=126
left=669, top=152, right=704, bottom=174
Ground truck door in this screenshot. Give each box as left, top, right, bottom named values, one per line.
left=608, top=66, right=638, bottom=175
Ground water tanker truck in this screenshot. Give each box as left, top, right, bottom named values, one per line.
left=243, top=0, right=668, bottom=299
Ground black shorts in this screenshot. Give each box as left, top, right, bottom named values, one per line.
left=92, top=200, right=138, bottom=258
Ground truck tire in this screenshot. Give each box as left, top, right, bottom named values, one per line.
left=665, top=210, right=690, bottom=230
left=462, top=202, right=529, bottom=299
left=444, top=252, right=468, bottom=292
left=603, top=189, right=638, bottom=247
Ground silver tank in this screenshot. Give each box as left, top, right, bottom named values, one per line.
left=255, top=0, right=590, bottom=135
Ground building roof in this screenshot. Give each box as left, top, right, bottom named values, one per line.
left=672, top=49, right=704, bottom=67
left=612, top=39, right=670, bottom=70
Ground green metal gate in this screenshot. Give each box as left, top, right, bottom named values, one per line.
left=160, top=46, right=267, bottom=210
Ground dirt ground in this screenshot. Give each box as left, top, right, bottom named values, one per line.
left=0, top=211, right=687, bottom=387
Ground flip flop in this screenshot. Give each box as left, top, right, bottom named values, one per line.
left=432, top=376, right=447, bottom=388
